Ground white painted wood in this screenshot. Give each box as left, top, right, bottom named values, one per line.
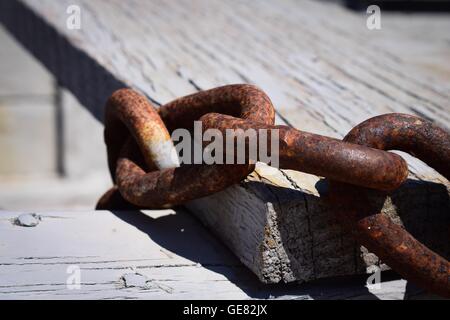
left=0, top=210, right=249, bottom=299
left=0, top=0, right=448, bottom=287
left=0, top=210, right=438, bottom=300
left=188, top=163, right=450, bottom=283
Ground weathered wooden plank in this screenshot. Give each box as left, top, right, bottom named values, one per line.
left=0, top=210, right=437, bottom=299
left=188, top=163, right=450, bottom=283
left=0, top=0, right=448, bottom=285
left=1, top=0, right=448, bottom=181
left=0, top=210, right=250, bottom=299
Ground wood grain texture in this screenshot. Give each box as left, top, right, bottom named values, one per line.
left=188, top=163, right=450, bottom=284
left=0, top=210, right=250, bottom=299
left=0, top=0, right=449, bottom=286
left=0, top=210, right=438, bottom=300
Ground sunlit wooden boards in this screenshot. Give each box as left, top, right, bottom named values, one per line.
left=1, top=0, right=448, bottom=284
left=0, top=210, right=437, bottom=299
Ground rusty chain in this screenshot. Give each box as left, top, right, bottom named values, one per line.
left=96, top=84, right=449, bottom=297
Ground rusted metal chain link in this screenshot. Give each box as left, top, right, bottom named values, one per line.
left=97, top=84, right=449, bottom=297
left=329, top=114, right=450, bottom=298
left=98, top=84, right=275, bottom=208
left=200, top=113, right=407, bottom=191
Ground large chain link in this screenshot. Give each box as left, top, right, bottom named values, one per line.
left=96, top=84, right=449, bottom=297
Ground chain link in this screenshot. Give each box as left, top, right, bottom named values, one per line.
left=96, top=85, right=449, bottom=297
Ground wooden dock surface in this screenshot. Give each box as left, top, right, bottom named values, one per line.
left=0, top=210, right=438, bottom=299
left=0, top=0, right=449, bottom=298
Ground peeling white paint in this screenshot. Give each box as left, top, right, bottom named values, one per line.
left=120, top=273, right=149, bottom=288
left=13, top=213, right=41, bottom=227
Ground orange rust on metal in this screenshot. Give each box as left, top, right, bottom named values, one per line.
left=328, top=113, right=450, bottom=298
left=158, top=84, right=275, bottom=132
left=104, top=88, right=176, bottom=182
left=100, top=84, right=275, bottom=208
left=98, top=85, right=449, bottom=297
left=200, top=113, right=408, bottom=191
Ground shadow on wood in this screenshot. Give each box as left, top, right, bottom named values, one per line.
left=108, top=206, right=445, bottom=299
left=188, top=175, right=449, bottom=286
left=108, top=208, right=385, bottom=299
